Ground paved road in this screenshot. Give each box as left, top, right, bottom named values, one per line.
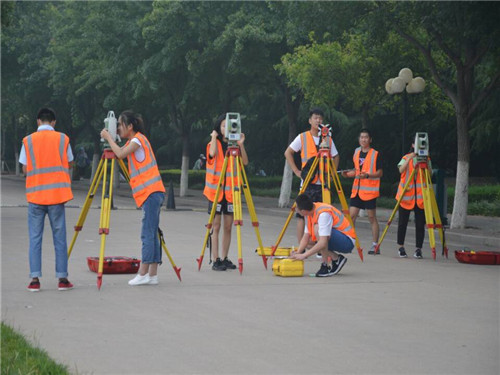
left=1, top=175, right=499, bottom=375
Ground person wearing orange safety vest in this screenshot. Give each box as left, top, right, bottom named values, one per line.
left=395, top=140, right=432, bottom=259
left=101, top=110, right=165, bottom=286
left=284, top=108, right=339, bottom=244
left=342, top=129, right=383, bottom=255
left=290, top=194, right=355, bottom=277
left=19, top=108, right=74, bottom=292
left=203, top=114, right=248, bottom=271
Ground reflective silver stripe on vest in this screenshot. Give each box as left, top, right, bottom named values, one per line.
left=58, top=133, right=65, bottom=160
left=301, top=133, right=308, bottom=163
left=315, top=205, right=352, bottom=233
left=26, top=182, right=71, bottom=193
left=205, top=182, right=232, bottom=191
left=129, top=160, right=157, bottom=178
left=27, top=166, right=69, bottom=177
left=26, top=135, right=36, bottom=169
left=131, top=175, right=162, bottom=194
left=357, top=186, right=380, bottom=191
left=368, top=149, right=375, bottom=174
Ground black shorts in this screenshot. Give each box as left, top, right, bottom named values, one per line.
left=208, top=198, right=233, bottom=215
left=295, top=184, right=331, bottom=219
left=350, top=194, right=377, bottom=210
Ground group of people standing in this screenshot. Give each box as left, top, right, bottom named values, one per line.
left=20, top=107, right=428, bottom=291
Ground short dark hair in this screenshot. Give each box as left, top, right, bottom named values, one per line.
left=295, top=194, right=314, bottom=211
left=359, top=128, right=371, bottom=138
left=309, top=108, right=324, bottom=118
left=119, top=110, right=145, bottom=134
left=37, top=108, right=56, bottom=122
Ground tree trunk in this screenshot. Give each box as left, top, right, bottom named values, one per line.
left=179, top=133, right=190, bottom=197
left=278, top=87, right=301, bottom=208
left=450, top=110, right=470, bottom=229
left=278, top=161, right=293, bottom=207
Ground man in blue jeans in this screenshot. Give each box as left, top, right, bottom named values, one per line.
left=19, top=108, right=74, bottom=291
left=290, top=194, right=355, bottom=277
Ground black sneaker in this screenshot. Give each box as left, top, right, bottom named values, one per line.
left=212, top=258, right=227, bottom=271
left=222, top=257, right=237, bottom=270
left=315, top=263, right=333, bottom=277
left=398, top=247, right=407, bottom=258
left=413, top=249, right=423, bottom=259
left=331, top=254, right=347, bottom=275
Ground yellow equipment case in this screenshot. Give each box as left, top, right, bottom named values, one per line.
left=256, top=247, right=292, bottom=257
left=272, top=258, right=304, bottom=277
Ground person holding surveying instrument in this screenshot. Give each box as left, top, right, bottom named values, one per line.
left=284, top=108, right=339, bottom=244
left=290, top=194, right=355, bottom=277
left=395, top=137, right=431, bottom=259
left=100, top=110, right=165, bottom=285
left=20, top=107, right=74, bottom=292
left=203, top=114, right=248, bottom=271
left=342, top=128, right=383, bottom=255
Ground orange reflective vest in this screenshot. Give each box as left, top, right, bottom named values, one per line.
left=395, top=154, right=428, bottom=210
left=306, top=202, right=356, bottom=242
left=23, top=130, right=73, bottom=205
left=126, top=133, right=165, bottom=207
left=203, top=139, right=238, bottom=203
left=299, top=131, right=335, bottom=184
left=350, top=147, right=380, bottom=200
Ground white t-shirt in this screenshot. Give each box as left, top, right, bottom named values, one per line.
left=288, top=132, right=338, bottom=185
left=19, top=125, right=74, bottom=165
left=131, top=138, right=145, bottom=163
left=305, top=212, right=356, bottom=245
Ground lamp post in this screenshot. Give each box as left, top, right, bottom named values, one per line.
left=385, top=68, right=426, bottom=154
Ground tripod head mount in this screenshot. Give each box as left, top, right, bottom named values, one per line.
left=318, top=123, right=332, bottom=150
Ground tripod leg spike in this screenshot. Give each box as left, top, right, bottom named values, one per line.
left=238, top=258, right=243, bottom=275
left=97, top=273, right=103, bottom=290
left=432, top=247, right=436, bottom=260
left=197, top=256, right=204, bottom=271
left=173, top=267, right=182, bottom=282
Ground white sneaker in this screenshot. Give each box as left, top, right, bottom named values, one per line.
left=128, top=274, right=150, bottom=286
left=148, top=275, right=158, bottom=285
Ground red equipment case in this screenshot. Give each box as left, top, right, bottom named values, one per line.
left=87, top=256, right=141, bottom=274
left=454, top=250, right=500, bottom=265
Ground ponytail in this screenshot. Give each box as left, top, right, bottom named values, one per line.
left=119, top=110, right=145, bottom=134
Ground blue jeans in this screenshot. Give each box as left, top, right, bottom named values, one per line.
left=28, top=203, right=68, bottom=278
left=327, top=228, right=354, bottom=254
left=141, top=192, right=165, bottom=264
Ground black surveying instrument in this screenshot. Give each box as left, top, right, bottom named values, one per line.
left=374, top=133, right=448, bottom=259
left=197, top=113, right=267, bottom=274
left=270, top=124, right=364, bottom=261
left=67, top=111, right=181, bottom=289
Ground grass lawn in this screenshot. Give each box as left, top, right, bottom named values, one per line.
left=1, top=322, right=69, bottom=375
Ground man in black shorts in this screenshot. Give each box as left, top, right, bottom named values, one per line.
left=342, top=129, right=383, bottom=254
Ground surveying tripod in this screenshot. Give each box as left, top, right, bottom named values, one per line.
left=271, top=127, right=364, bottom=261
left=197, top=145, right=267, bottom=274
left=67, top=149, right=181, bottom=289
left=374, top=159, right=448, bottom=260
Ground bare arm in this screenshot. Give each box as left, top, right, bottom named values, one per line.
left=290, top=235, right=329, bottom=260
left=284, top=147, right=301, bottom=178
left=398, top=153, right=415, bottom=174
left=208, top=131, right=218, bottom=158
left=100, top=129, right=139, bottom=160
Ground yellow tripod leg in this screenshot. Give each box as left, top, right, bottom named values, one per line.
left=197, top=155, right=229, bottom=270
left=118, top=159, right=131, bottom=182
left=231, top=155, right=244, bottom=274
left=158, top=228, right=182, bottom=281
left=375, top=166, right=418, bottom=253
left=96, top=158, right=115, bottom=289
left=329, top=159, right=364, bottom=261
left=320, top=156, right=331, bottom=204
left=420, top=167, right=437, bottom=260
left=68, top=157, right=105, bottom=258
left=271, top=155, right=321, bottom=255
left=425, top=169, right=448, bottom=258
left=238, top=156, right=267, bottom=269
